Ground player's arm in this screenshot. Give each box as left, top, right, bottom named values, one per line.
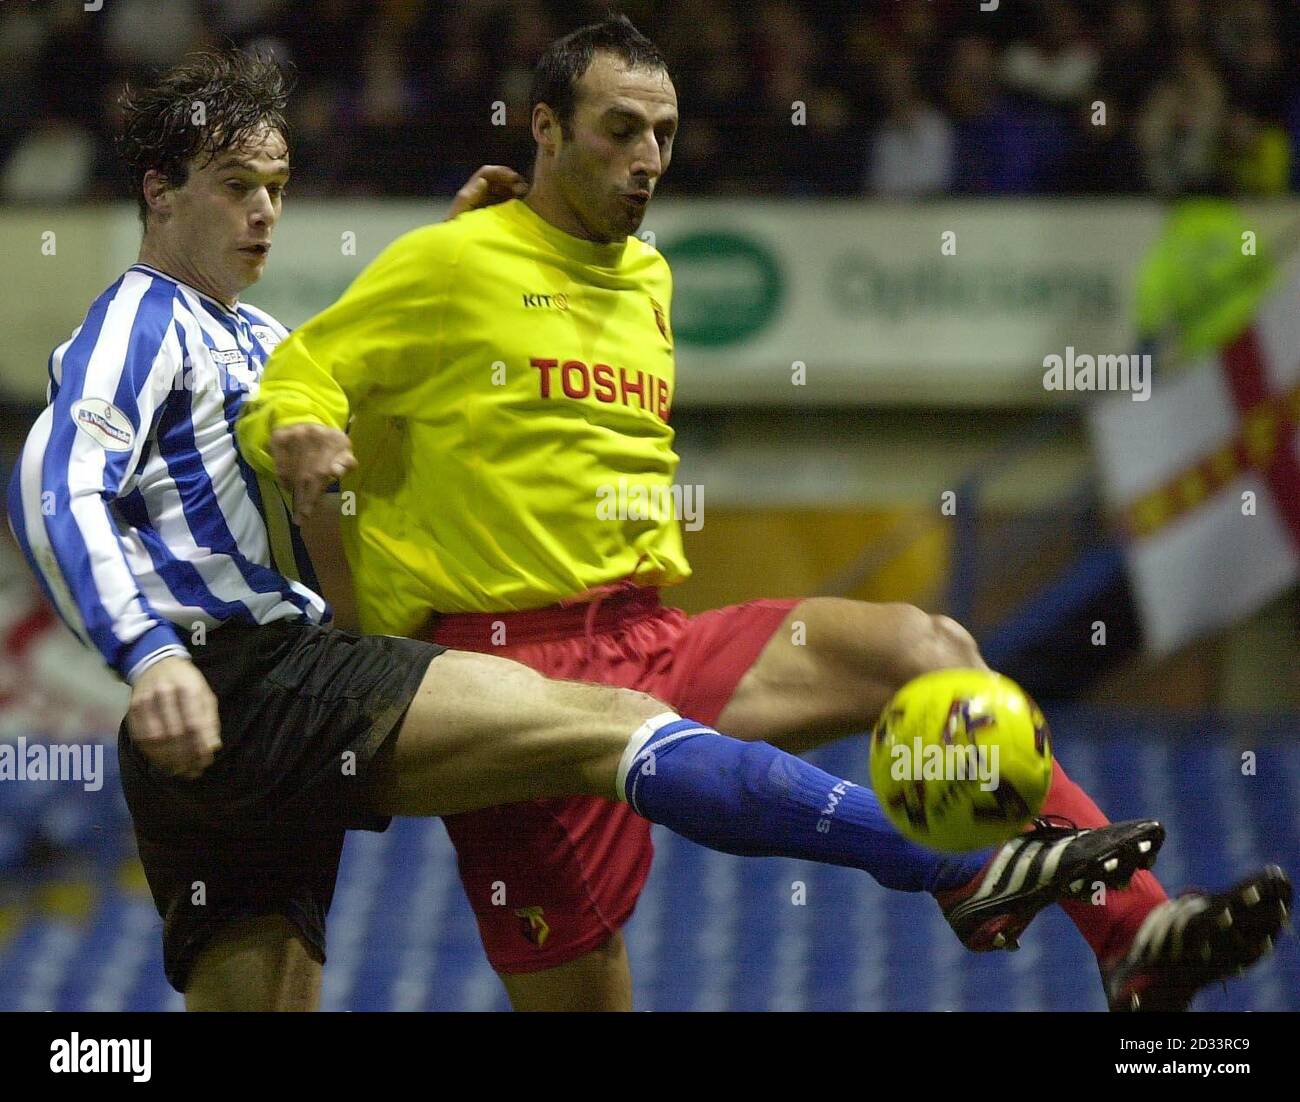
left=295, top=491, right=360, bottom=631
left=9, top=307, right=219, bottom=778
left=237, top=223, right=453, bottom=521
left=238, top=165, right=517, bottom=522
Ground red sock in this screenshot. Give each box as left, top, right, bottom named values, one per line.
left=1040, top=758, right=1168, bottom=963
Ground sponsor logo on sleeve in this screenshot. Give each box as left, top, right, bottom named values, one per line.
left=70, top=399, right=135, bottom=452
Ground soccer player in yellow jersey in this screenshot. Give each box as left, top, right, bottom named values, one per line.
left=239, top=15, right=1288, bottom=1013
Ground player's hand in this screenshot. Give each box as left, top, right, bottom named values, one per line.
left=128, top=657, right=222, bottom=780
left=268, top=423, right=357, bottom=524
left=447, top=165, right=528, bottom=220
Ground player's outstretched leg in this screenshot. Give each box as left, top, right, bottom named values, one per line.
left=716, top=600, right=1174, bottom=948
left=1030, top=759, right=1169, bottom=959
left=374, top=650, right=1150, bottom=904
left=713, top=597, right=1292, bottom=1004
left=373, top=650, right=994, bottom=890
left=1101, top=865, right=1293, bottom=1012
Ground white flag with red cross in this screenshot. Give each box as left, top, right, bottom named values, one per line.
left=1088, top=266, right=1300, bottom=656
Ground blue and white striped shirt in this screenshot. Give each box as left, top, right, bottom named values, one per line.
left=7, top=264, right=328, bottom=684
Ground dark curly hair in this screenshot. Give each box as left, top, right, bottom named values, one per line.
left=117, top=48, right=292, bottom=224
left=529, top=13, right=669, bottom=135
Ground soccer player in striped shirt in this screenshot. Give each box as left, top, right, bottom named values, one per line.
left=11, top=47, right=1186, bottom=1013
left=241, top=16, right=1291, bottom=1012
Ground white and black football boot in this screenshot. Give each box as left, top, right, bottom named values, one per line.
left=937, top=816, right=1165, bottom=952
left=1103, top=865, right=1292, bottom=1012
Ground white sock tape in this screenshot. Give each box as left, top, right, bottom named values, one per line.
left=614, top=711, right=682, bottom=802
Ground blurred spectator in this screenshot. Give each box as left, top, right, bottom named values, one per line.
left=1210, top=0, right=1276, bottom=71
left=103, top=0, right=208, bottom=71
left=1223, top=35, right=1286, bottom=122
left=660, top=0, right=756, bottom=194
left=881, top=0, right=947, bottom=102
left=751, top=0, right=855, bottom=194
left=1162, top=0, right=1208, bottom=47
left=945, top=36, right=1064, bottom=194
left=865, top=55, right=954, bottom=197
left=499, top=0, right=558, bottom=108
left=1222, top=109, right=1291, bottom=195
left=1286, top=91, right=1300, bottom=192
left=1094, top=0, right=1154, bottom=117
left=0, top=0, right=1297, bottom=200
left=0, top=7, right=47, bottom=172
left=278, top=0, right=368, bottom=86
left=1002, top=0, right=1099, bottom=108
left=1058, top=97, right=1146, bottom=194
left=37, top=5, right=112, bottom=131
left=207, top=0, right=291, bottom=38
left=344, top=17, right=419, bottom=197
left=2, top=118, right=98, bottom=202
left=1137, top=48, right=1228, bottom=195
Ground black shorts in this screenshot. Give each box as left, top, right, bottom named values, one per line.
left=117, top=619, right=445, bottom=993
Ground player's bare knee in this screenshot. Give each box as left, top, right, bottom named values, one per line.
left=895, top=608, right=985, bottom=685
left=185, top=915, right=320, bottom=1011
left=883, top=608, right=982, bottom=686
left=568, top=683, right=666, bottom=756
left=526, top=681, right=666, bottom=784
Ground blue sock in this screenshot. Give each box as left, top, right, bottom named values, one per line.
left=618, top=715, right=992, bottom=893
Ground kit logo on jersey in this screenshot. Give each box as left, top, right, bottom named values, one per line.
left=70, top=398, right=134, bottom=452
left=522, top=292, right=569, bottom=311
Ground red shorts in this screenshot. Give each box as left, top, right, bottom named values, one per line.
left=425, top=586, right=797, bottom=972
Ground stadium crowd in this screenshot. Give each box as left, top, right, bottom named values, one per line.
left=1, top=0, right=1298, bottom=202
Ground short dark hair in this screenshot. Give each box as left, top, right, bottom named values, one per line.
left=117, top=48, right=292, bottom=224
left=528, top=13, right=669, bottom=133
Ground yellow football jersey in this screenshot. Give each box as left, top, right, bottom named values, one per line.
left=237, top=199, right=689, bottom=635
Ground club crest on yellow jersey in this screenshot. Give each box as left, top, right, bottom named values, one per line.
left=650, top=297, right=671, bottom=344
